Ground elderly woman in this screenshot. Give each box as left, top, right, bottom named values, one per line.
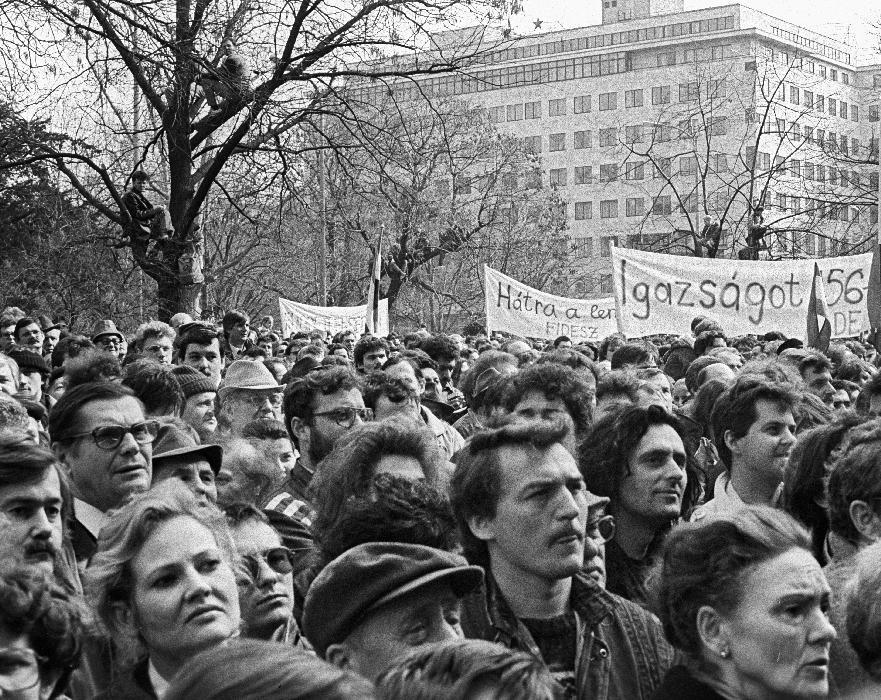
left=86, top=482, right=240, bottom=699
left=652, top=506, right=836, bottom=699
left=0, top=565, right=83, bottom=700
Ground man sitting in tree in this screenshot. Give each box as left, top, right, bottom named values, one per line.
left=197, top=39, right=254, bottom=114
left=122, top=170, right=173, bottom=242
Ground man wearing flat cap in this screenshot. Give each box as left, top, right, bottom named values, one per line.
left=150, top=419, right=222, bottom=506
left=172, top=365, right=218, bottom=442
left=7, top=349, right=49, bottom=407
left=303, top=541, right=483, bottom=681
left=217, top=360, right=283, bottom=437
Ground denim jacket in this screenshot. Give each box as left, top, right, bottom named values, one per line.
left=461, top=571, right=674, bottom=700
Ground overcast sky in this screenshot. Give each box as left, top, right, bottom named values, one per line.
left=507, top=0, right=879, bottom=64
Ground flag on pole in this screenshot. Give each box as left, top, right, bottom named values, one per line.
left=867, top=242, right=881, bottom=352
left=806, top=262, right=831, bottom=353
left=365, top=237, right=382, bottom=335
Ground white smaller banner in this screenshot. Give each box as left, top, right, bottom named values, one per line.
left=278, top=297, right=389, bottom=337
left=484, top=266, right=617, bottom=342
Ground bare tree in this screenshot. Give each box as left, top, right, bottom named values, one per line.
left=0, top=0, right=505, bottom=320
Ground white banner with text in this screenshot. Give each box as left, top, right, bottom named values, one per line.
left=278, top=297, right=389, bottom=337
left=610, top=247, right=872, bottom=339
left=484, top=265, right=617, bottom=341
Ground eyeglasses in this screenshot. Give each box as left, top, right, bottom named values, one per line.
left=0, top=647, right=45, bottom=692
left=238, top=392, right=283, bottom=408
left=98, top=337, right=121, bottom=348
left=239, top=547, right=295, bottom=582
left=63, top=420, right=159, bottom=450
left=586, top=515, right=616, bottom=544
left=312, top=407, right=373, bottom=427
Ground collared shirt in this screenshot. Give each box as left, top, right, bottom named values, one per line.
left=147, top=659, right=169, bottom=699
left=690, top=473, right=782, bottom=521
left=74, top=498, right=108, bottom=540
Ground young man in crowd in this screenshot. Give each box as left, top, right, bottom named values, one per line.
left=14, top=317, right=45, bottom=355
left=693, top=375, right=798, bottom=518
left=451, top=420, right=673, bottom=698
left=49, top=382, right=156, bottom=563
left=419, top=334, right=466, bottom=410
left=353, top=335, right=389, bottom=374
left=176, top=322, right=225, bottom=388
left=220, top=309, right=253, bottom=363
left=579, top=405, right=688, bottom=607
left=135, top=321, right=176, bottom=365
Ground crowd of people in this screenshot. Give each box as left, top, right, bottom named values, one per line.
left=2, top=304, right=881, bottom=699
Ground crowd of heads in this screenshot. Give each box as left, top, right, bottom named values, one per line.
left=3, top=303, right=881, bottom=698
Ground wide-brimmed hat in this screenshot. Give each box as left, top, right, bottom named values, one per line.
left=218, top=360, right=281, bottom=399
left=91, top=320, right=124, bottom=343
left=37, top=314, right=61, bottom=333
left=151, top=421, right=222, bottom=475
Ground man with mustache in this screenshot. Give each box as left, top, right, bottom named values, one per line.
left=0, top=434, right=67, bottom=581
left=579, top=405, right=689, bottom=608
left=451, top=419, right=673, bottom=699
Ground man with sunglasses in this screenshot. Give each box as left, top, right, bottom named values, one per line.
left=265, top=367, right=367, bottom=537
left=451, top=419, right=673, bottom=699
left=49, top=381, right=157, bottom=563
left=224, top=503, right=306, bottom=648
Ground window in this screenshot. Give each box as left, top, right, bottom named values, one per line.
left=488, top=106, right=505, bottom=123
left=789, top=86, right=799, bottom=104
left=816, top=95, right=825, bottom=112
left=816, top=128, right=825, bottom=145
left=789, top=159, right=800, bottom=177
left=549, top=133, right=566, bottom=152
left=453, top=176, right=471, bottom=195
left=574, top=202, right=593, bottom=220
left=708, top=79, right=727, bottom=99
left=600, top=199, right=618, bottom=218
left=840, top=135, right=848, bottom=154
left=652, top=85, right=670, bottom=105
left=839, top=102, right=848, bottom=120
left=549, top=168, right=567, bottom=186
left=625, top=124, right=644, bottom=143
left=710, top=117, right=727, bottom=136
left=683, top=49, right=696, bottom=63
left=804, top=90, right=813, bottom=109
left=548, top=98, right=565, bottom=117
left=852, top=138, right=860, bottom=155
left=776, top=193, right=788, bottom=211
left=599, top=92, right=617, bottom=111
left=679, top=82, right=699, bottom=101
left=842, top=72, right=850, bottom=85
left=829, top=167, right=838, bottom=185
left=574, top=166, right=593, bottom=184
left=828, top=98, right=836, bottom=117
left=818, top=65, right=827, bottom=78
left=652, top=195, right=672, bottom=215
left=599, top=163, right=619, bottom=182
left=776, top=118, right=786, bottom=136
left=599, top=127, right=617, bottom=147
left=681, top=193, right=698, bottom=213
left=524, top=101, right=541, bottom=119
left=654, top=158, right=671, bottom=179
left=817, top=164, right=825, bottom=182
left=625, top=89, right=644, bottom=108
left=789, top=122, right=801, bottom=141
left=506, top=104, right=523, bottom=121
left=851, top=105, right=859, bottom=122
left=803, top=162, right=815, bottom=180
left=626, top=197, right=645, bottom=217
left=523, top=135, right=541, bottom=153
left=625, top=162, right=645, bottom=180
left=803, top=126, right=813, bottom=142
left=680, top=156, right=696, bottom=175
left=758, top=152, right=770, bottom=170
left=716, top=154, right=729, bottom=172
left=830, top=68, right=838, bottom=81
left=657, top=50, right=676, bottom=67
left=573, top=95, right=592, bottom=114
left=574, top=130, right=592, bottom=149
left=654, top=122, right=671, bottom=142
left=870, top=106, right=879, bottom=123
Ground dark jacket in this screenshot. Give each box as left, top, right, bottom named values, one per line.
left=462, top=570, right=675, bottom=700
left=94, top=658, right=156, bottom=700
left=70, top=517, right=97, bottom=566
left=651, top=665, right=727, bottom=700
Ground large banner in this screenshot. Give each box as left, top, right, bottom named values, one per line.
left=484, top=266, right=617, bottom=341
left=278, top=297, right=389, bottom=337
left=611, top=247, right=872, bottom=339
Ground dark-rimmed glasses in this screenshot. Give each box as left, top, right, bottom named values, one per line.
left=63, top=420, right=159, bottom=450
left=239, top=547, right=295, bottom=582
left=312, top=407, right=373, bottom=427
left=586, top=515, right=616, bottom=544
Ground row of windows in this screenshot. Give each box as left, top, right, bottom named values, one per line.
left=770, top=26, right=851, bottom=65
left=475, top=15, right=736, bottom=66
left=546, top=155, right=735, bottom=186
left=780, top=86, right=860, bottom=122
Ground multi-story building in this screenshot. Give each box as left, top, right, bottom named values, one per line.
left=372, top=1, right=881, bottom=295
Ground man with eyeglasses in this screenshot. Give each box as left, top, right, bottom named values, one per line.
left=451, top=419, right=673, bottom=699
left=224, top=503, right=307, bottom=648
left=216, top=360, right=284, bottom=437
left=264, top=366, right=367, bottom=537
left=49, top=381, right=157, bottom=563
left=90, top=320, right=126, bottom=361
